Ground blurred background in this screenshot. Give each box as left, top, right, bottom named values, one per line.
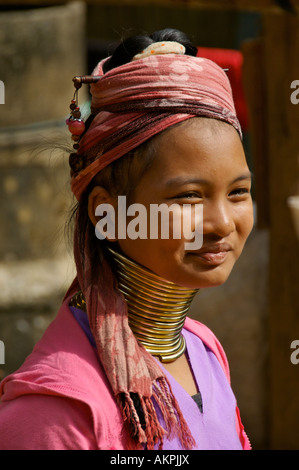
left=0, top=0, right=298, bottom=450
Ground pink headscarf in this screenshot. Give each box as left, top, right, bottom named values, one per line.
left=71, top=54, right=241, bottom=201
left=66, top=51, right=241, bottom=449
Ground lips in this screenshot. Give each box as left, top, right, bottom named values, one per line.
left=188, top=242, right=232, bottom=266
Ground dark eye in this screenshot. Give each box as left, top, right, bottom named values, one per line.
left=176, top=192, right=202, bottom=199
left=229, top=188, right=250, bottom=197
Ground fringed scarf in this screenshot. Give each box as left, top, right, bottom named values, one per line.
left=65, top=220, right=195, bottom=449
left=65, top=48, right=241, bottom=449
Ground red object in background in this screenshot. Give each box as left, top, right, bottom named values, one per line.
left=197, top=47, right=248, bottom=132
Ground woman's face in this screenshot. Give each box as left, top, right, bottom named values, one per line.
left=116, top=118, right=254, bottom=289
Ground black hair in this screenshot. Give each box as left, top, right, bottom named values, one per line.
left=103, top=28, right=197, bottom=73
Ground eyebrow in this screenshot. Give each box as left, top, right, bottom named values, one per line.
left=164, top=172, right=253, bottom=188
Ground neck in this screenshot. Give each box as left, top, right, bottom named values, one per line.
left=108, top=247, right=198, bottom=363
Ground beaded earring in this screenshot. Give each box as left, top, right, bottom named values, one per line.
left=66, top=75, right=100, bottom=174
left=66, top=76, right=86, bottom=173
left=66, top=78, right=87, bottom=148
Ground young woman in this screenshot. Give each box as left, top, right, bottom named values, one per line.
left=0, top=29, right=253, bottom=450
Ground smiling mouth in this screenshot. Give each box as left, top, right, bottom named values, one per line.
left=187, top=243, right=232, bottom=266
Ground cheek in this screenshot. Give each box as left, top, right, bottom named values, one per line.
left=235, top=202, right=254, bottom=244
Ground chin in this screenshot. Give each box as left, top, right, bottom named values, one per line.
left=179, top=264, right=236, bottom=290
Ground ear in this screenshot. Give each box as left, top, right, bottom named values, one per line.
left=88, top=186, right=116, bottom=225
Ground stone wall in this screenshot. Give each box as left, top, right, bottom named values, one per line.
left=0, top=2, right=86, bottom=379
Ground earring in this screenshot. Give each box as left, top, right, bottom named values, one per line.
left=66, top=99, right=86, bottom=149
left=66, top=77, right=86, bottom=173
left=66, top=75, right=100, bottom=174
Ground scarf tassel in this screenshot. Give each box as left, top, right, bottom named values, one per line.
left=118, top=376, right=196, bottom=450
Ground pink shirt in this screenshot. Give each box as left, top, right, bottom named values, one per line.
left=0, top=298, right=251, bottom=450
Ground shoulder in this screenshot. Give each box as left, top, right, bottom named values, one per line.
left=184, top=316, right=231, bottom=383
left=0, top=298, right=124, bottom=449
left=0, top=393, right=97, bottom=450
left=1, top=298, right=106, bottom=402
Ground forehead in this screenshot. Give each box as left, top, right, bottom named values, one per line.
left=145, top=118, right=247, bottom=181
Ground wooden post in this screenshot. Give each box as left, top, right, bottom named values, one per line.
left=242, top=38, right=270, bottom=228
left=262, top=11, right=299, bottom=449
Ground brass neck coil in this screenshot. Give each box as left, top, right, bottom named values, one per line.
left=108, top=247, right=198, bottom=363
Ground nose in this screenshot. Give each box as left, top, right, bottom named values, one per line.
left=203, top=200, right=235, bottom=238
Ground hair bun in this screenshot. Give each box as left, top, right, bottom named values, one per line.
left=103, top=28, right=197, bottom=73
left=132, top=41, right=186, bottom=61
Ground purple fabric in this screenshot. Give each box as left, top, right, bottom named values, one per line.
left=155, top=329, right=243, bottom=450
left=70, top=306, right=242, bottom=450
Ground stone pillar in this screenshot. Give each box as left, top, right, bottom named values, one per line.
left=0, top=2, right=87, bottom=379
